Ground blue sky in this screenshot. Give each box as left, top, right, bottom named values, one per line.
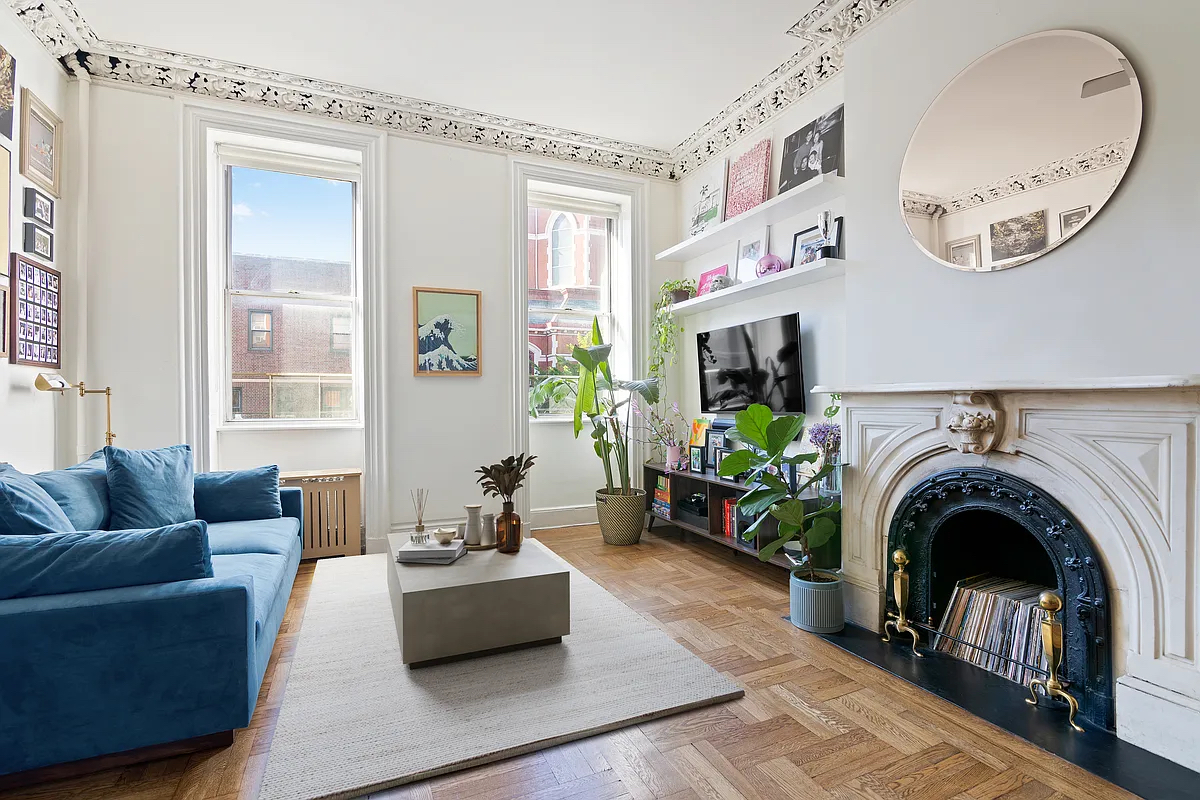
left=231, top=167, right=354, bottom=262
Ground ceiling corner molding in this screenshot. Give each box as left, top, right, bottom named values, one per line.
left=9, top=0, right=91, bottom=58
left=900, top=191, right=942, bottom=217
left=673, top=0, right=911, bottom=178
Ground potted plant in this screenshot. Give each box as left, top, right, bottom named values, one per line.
left=475, top=454, right=537, bottom=554
left=572, top=318, right=660, bottom=545
left=717, top=403, right=844, bottom=633
left=634, top=399, right=689, bottom=471
left=649, top=278, right=697, bottom=396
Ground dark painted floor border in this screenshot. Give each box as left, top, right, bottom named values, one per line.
left=815, top=622, right=1198, bottom=800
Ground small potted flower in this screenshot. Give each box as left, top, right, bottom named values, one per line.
left=635, top=400, right=689, bottom=471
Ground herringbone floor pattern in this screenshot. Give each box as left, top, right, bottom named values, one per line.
left=1, top=525, right=1137, bottom=800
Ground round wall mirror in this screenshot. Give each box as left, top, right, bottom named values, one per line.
left=899, top=31, right=1142, bottom=272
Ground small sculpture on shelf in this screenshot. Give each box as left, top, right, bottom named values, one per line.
left=475, top=454, right=537, bottom=554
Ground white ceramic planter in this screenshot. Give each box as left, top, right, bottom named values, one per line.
left=789, top=570, right=844, bottom=633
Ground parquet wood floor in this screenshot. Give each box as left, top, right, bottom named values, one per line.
left=0, top=526, right=1139, bottom=800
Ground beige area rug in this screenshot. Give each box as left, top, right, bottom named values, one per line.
left=257, top=543, right=743, bottom=800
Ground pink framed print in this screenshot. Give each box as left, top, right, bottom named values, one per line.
left=696, top=265, right=729, bottom=296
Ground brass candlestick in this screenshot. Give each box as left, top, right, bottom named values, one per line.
left=882, top=549, right=922, bottom=657
left=1027, top=591, right=1084, bottom=732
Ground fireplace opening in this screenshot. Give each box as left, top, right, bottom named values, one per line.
left=929, top=509, right=1057, bottom=624
left=886, top=468, right=1114, bottom=730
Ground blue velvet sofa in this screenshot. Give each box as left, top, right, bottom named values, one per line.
left=0, top=452, right=304, bottom=779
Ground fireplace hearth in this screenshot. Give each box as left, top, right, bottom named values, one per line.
left=885, top=467, right=1113, bottom=730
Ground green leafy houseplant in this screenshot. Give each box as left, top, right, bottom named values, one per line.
left=649, top=278, right=697, bottom=393
left=717, top=403, right=841, bottom=581
left=571, top=318, right=660, bottom=495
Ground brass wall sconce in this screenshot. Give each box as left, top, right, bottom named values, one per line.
left=882, top=549, right=922, bottom=657
left=35, top=373, right=116, bottom=446
left=1027, top=591, right=1084, bottom=732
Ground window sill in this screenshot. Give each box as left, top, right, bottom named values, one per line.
left=530, top=416, right=575, bottom=425
left=218, top=420, right=365, bottom=432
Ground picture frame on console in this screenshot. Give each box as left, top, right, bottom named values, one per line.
left=689, top=446, right=705, bottom=473
left=790, top=216, right=842, bottom=266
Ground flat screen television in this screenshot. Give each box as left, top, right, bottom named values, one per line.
left=697, top=313, right=805, bottom=413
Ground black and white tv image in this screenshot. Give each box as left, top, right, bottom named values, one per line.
left=696, top=314, right=805, bottom=413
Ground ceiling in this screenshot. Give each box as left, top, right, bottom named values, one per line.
left=75, top=0, right=806, bottom=151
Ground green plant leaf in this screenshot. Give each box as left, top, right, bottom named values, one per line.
left=716, top=448, right=757, bottom=477
left=573, top=367, right=597, bottom=437
left=738, top=510, right=772, bottom=544
left=571, top=343, right=611, bottom=372
left=735, top=404, right=774, bottom=449
left=769, top=498, right=808, bottom=526
left=756, top=472, right=789, bottom=493
left=766, top=415, right=806, bottom=456
left=782, top=452, right=820, bottom=466
left=617, top=378, right=661, bottom=405
left=805, top=516, right=838, bottom=550
left=738, top=485, right=789, bottom=515
left=758, top=521, right=801, bottom=560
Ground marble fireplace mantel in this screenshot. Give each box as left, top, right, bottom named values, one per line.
left=817, top=377, right=1200, bottom=770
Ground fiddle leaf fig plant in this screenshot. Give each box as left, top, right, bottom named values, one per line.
left=717, top=403, right=840, bottom=580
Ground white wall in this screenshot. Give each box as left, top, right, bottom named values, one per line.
left=845, top=0, right=1200, bottom=384
left=0, top=12, right=68, bottom=471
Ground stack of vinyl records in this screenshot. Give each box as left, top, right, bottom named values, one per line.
left=934, top=575, right=1050, bottom=685
left=396, top=537, right=466, bottom=565
left=652, top=475, right=671, bottom=519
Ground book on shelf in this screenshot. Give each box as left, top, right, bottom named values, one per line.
left=934, top=574, right=1049, bottom=685
left=723, top=498, right=737, bottom=537
left=651, top=499, right=671, bottom=518
left=656, top=475, right=669, bottom=491
left=395, top=538, right=466, bottom=565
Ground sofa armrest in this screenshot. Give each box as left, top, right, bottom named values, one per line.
left=280, top=486, right=303, bottom=535
left=0, top=576, right=255, bottom=775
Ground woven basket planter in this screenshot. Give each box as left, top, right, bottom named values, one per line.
left=595, top=489, right=646, bottom=546
left=789, top=570, right=844, bottom=633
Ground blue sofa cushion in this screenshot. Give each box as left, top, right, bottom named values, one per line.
left=31, top=451, right=111, bottom=532
left=0, top=521, right=213, bottom=600
left=211, top=552, right=289, bottom=639
left=195, top=465, right=282, bottom=524
left=0, top=464, right=74, bottom=536
left=207, top=517, right=300, bottom=556
left=105, top=445, right=195, bottom=530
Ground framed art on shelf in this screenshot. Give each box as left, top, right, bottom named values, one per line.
left=23, top=186, right=52, bottom=227
left=688, top=158, right=727, bottom=236
left=689, top=445, right=705, bottom=473
left=945, top=235, right=981, bottom=269
left=1059, top=205, right=1090, bottom=237
left=790, top=215, right=843, bottom=266
left=20, top=89, right=61, bottom=197
left=706, top=429, right=727, bottom=466
left=724, top=138, right=771, bottom=220
left=696, top=264, right=728, bottom=295
left=11, top=254, right=60, bottom=368
left=23, top=222, right=52, bottom=261
left=735, top=227, right=769, bottom=282
left=779, top=104, right=845, bottom=194
left=412, top=287, right=481, bottom=376
left=714, top=447, right=735, bottom=476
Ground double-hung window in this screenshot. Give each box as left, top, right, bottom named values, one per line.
left=219, top=147, right=361, bottom=423
left=527, top=193, right=617, bottom=418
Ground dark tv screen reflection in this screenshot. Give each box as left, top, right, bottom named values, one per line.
left=697, top=313, right=805, bottom=413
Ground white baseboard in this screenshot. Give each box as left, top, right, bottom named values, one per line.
left=1116, top=676, right=1200, bottom=771
left=530, top=504, right=597, bottom=530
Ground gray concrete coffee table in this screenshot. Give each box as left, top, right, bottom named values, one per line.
left=386, top=533, right=570, bottom=667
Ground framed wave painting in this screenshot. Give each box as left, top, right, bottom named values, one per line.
left=413, top=287, right=481, bottom=376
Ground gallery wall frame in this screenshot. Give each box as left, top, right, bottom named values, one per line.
left=20, top=88, right=61, bottom=197
left=10, top=254, right=61, bottom=368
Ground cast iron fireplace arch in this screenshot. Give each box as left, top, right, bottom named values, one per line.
left=885, top=467, right=1114, bottom=730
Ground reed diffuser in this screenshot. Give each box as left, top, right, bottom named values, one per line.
left=410, top=488, right=429, bottom=543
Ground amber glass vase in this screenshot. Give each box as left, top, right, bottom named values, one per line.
left=496, top=501, right=522, bottom=553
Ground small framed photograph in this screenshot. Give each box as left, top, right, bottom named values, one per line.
left=23, top=186, right=52, bottom=228
left=689, top=445, right=705, bottom=473
left=714, top=447, right=735, bottom=476
left=945, top=234, right=981, bottom=269
left=23, top=222, right=52, bottom=261
left=706, top=429, right=726, bottom=454
left=734, top=227, right=769, bottom=282
left=1059, top=205, right=1090, bottom=237
left=790, top=225, right=823, bottom=267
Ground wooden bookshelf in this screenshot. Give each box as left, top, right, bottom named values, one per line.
left=643, top=462, right=824, bottom=570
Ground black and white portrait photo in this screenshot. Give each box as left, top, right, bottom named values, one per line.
left=779, top=104, right=845, bottom=194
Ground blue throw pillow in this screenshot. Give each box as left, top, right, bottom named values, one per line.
left=194, top=465, right=282, bottom=524
left=0, top=520, right=213, bottom=600
left=0, top=464, right=74, bottom=536
left=31, top=450, right=111, bottom=531
left=104, top=445, right=196, bottom=530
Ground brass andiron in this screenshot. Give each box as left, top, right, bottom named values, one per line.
left=1027, top=590, right=1084, bottom=732
left=882, top=549, right=922, bottom=657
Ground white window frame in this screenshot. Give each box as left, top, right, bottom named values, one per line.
left=213, top=143, right=365, bottom=431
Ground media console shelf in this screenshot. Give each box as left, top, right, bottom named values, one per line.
left=643, top=462, right=823, bottom=570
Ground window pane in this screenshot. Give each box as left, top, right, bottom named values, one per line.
left=229, top=166, right=354, bottom=295
left=231, top=294, right=354, bottom=420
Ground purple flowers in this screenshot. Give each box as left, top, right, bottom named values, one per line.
left=809, top=421, right=841, bottom=460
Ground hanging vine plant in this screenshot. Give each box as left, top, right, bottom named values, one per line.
left=649, top=278, right=696, bottom=396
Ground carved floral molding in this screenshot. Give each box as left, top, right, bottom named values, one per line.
left=9, top=0, right=910, bottom=180
left=902, top=138, right=1132, bottom=216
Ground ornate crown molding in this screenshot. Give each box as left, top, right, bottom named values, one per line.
left=9, top=0, right=911, bottom=181
left=903, top=138, right=1131, bottom=216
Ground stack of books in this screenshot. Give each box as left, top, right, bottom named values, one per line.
left=652, top=475, right=671, bottom=519
left=722, top=497, right=738, bottom=538
left=396, top=537, right=466, bottom=565
left=935, top=575, right=1050, bottom=685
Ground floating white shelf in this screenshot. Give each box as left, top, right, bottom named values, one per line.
left=655, top=173, right=845, bottom=263
left=669, top=258, right=845, bottom=317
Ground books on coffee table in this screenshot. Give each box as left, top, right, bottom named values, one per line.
left=396, top=538, right=466, bottom=565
